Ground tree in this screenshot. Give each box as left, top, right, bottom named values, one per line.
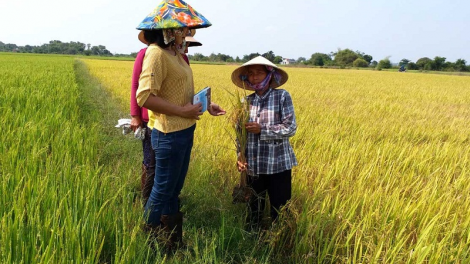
left=399, top=59, right=411, bottom=67
left=370, top=60, right=378, bottom=67
left=416, top=57, right=433, bottom=70
left=377, top=58, right=392, bottom=70
left=454, top=59, right=468, bottom=72
left=433, top=56, right=446, bottom=71
left=309, top=53, right=331, bottom=66
left=362, top=54, right=373, bottom=64
left=262, top=51, right=276, bottom=62
left=355, top=50, right=372, bottom=65
left=191, top=53, right=207, bottom=61
left=273, top=56, right=283, bottom=64
left=0, top=40, right=116, bottom=56
left=90, top=46, right=100, bottom=55
left=424, top=62, right=433, bottom=71
left=334, top=49, right=359, bottom=66
left=297, top=57, right=307, bottom=64
left=353, top=58, right=369, bottom=68
left=242, top=53, right=260, bottom=62
left=406, top=62, right=418, bottom=70
left=442, top=62, right=455, bottom=72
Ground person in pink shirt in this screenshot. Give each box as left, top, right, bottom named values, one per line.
left=130, top=42, right=154, bottom=206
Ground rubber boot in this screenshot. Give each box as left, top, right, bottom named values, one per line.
left=174, top=212, right=184, bottom=246
left=160, top=212, right=184, bottom=252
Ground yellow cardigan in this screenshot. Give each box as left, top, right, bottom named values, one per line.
left=136, top=44, right=195, bottom=133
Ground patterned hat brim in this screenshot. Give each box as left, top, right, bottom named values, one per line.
left=137, top=0, right=212, bottom=30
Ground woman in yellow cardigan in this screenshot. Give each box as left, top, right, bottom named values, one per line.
left=136, top=2, right=224, bottom=250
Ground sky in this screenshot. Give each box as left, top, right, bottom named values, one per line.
left=1, top=0, right=469, bottom=63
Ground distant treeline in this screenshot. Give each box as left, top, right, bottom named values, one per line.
left=189, top=49, right=470, bottom=72
left=2, top=40, right=469, bottom=72
left=0, top=40, right=131, bottom=57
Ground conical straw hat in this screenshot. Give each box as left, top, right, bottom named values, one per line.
left=231, top=56, right=288, bottom=90
left=185, top=36, right=202, bottom=46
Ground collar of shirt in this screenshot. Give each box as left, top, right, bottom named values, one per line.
left=254, top=87, right=273, bottom=101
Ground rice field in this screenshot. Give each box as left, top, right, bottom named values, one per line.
left=2, top=52, right=470, bottom=263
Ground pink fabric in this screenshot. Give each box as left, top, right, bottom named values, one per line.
left=130, top=48, right=149, bottom=122
left=181, top=53, right=190, bottom=65
left=130, top=49, right=190, bottom=122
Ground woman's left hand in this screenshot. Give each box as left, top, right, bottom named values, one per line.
left=208, top=103, right=226, bottom=116
left=245, top=122, right=261, bottom=134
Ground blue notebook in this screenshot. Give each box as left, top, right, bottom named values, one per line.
left=193, top=86, right=211, bottom=112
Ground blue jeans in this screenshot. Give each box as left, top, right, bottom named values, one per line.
left=144, top=125, right=195, bottom=227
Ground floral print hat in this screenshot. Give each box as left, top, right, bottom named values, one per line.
left=137, top=0, right=212, bottom=30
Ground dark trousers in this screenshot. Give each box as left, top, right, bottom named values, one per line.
left=141, top=122, right=156, bottom=205
left=247, top=170, right=292, bottom=226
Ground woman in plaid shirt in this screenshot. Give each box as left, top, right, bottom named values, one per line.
left=231, top=56, right=297, bottom=230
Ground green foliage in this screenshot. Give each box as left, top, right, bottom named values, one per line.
left=362, top=54, right=373, bottom=64
left=273, top=56, right=283, bottom=64
left=334, top=49, right=359, bottom=66
left=0, top=40, right=111, bottom=56
left=296, top=57, right=307, bottom=64
left=309, top=52, right=332, bottom=66
left=416, top=57, right=433, bottom=70
left=355, top=50, right=373, bottom=64
left=189, top=52, right=208, bottom=61
left=352, top=58, right=369, bottom=68
left=208, top=53, right=233, bottom=62
left=242, top=53, right=261, bottom=62
left=433, top=56, right=446, bottom=71
left=454, top=59, right=469, bottom=72
left=262, top=50, right=276, bottom=62
left=0, top=54, right=147, bottom=263
left=424, top=62, right=433, bottom=71
left=406, top=62, right=419, bottom=70
left=377, top=58, right=392, bottom=70
left=399, top=58, right=411, bottom=67
left=4, top=54, right=470, bottom=263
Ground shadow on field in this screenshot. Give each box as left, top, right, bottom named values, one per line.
left=74, top=60, right=149, bottom=263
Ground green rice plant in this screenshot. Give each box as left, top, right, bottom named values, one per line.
left=228, top=85, right=252, bottom=204
left=75, top=59, right=470, bottom=263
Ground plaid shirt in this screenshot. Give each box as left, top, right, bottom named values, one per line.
left=244, top=88, right=297, bottom=176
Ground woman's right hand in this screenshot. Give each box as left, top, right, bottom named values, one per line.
left=181, top=102, right=203, bottom=120
left=130, top=116, right=142, bottom=131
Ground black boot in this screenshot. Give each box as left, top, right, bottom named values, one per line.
left=174, top=212, right=184, bottom=246
left=160, top=213, right=184, bottom=252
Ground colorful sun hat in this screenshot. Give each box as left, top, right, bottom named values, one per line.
left=231, top=56, right=289, bottom=90
left=137, top=0, right=212, bottom=30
